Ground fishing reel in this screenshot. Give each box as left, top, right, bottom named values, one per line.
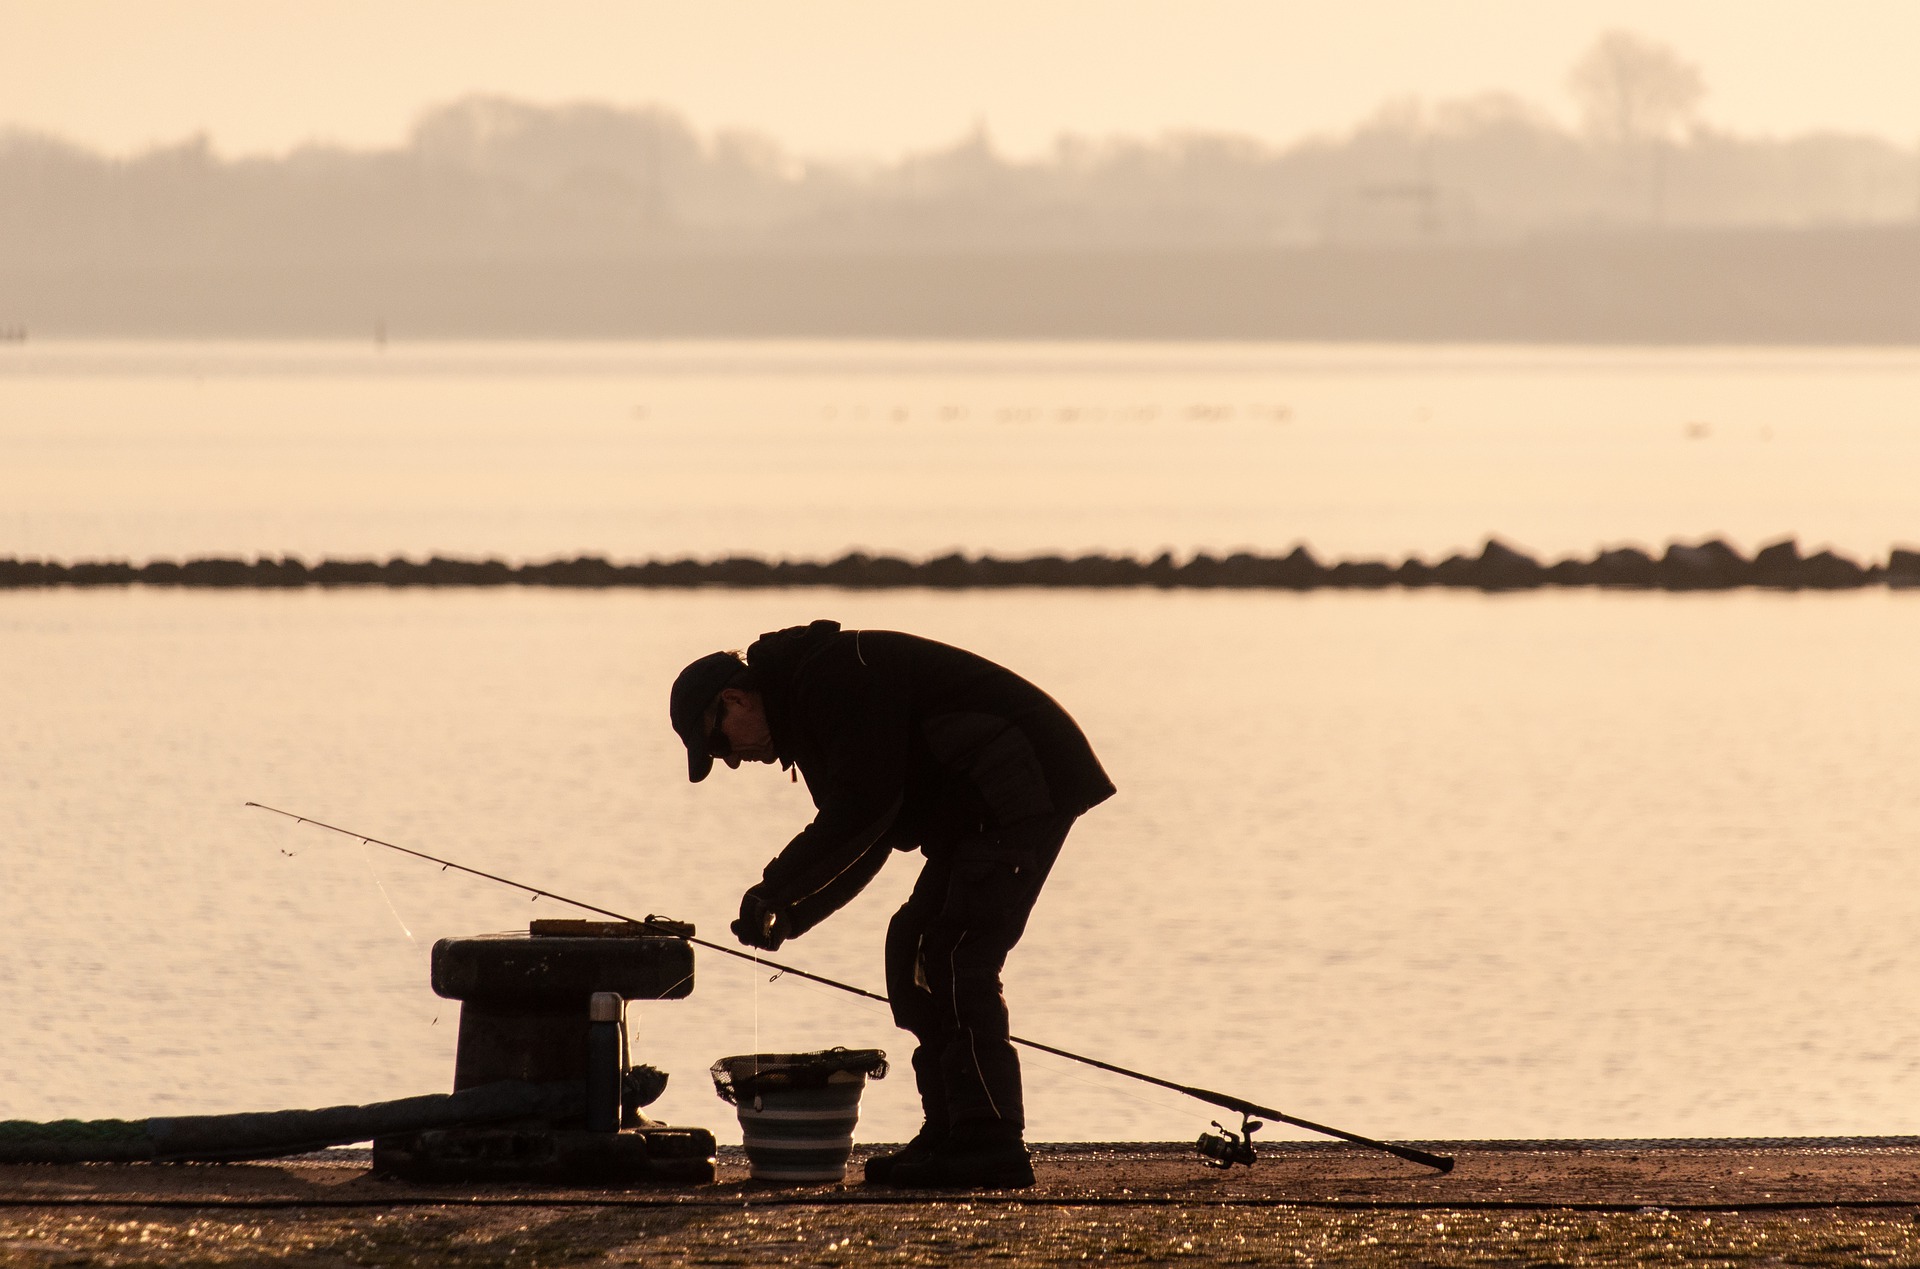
left=1195, top=1111, right=1263, bottom=1169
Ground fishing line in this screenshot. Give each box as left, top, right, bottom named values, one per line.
left=252, top=807, right=306, bottom=862
left=361, top=841, right=417, bottom=943
left=243, top=801, right=1452, bottom=1173
left=360, top=839, right=447, bottom=1037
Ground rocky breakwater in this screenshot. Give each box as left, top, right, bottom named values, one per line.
left=3, top=539, right=1918, bottom=592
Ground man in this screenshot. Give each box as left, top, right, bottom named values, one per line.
left=670, top=620, right=1114, bottom=1189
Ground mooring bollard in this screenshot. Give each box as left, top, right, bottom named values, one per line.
left=429, top=921, right=694, bottom=1092
left=372, top=919, right=717, bottom=1184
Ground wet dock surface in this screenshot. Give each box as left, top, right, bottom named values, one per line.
left=6, top=1140, right=1920, bottom=1265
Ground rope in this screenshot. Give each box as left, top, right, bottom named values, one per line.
left=0, top=1083, right=584, bottom=1164
left=0, top=1118, right=150, bottom=1163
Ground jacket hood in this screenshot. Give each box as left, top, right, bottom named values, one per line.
left=744, top=619, right=842, bottom=686
left=744, top=620, right=842, bottom=765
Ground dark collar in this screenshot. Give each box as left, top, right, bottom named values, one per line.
left=759, top=630, right=842, bottom=766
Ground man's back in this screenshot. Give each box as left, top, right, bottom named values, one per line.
left=746, top=621, right=1115, bottom=829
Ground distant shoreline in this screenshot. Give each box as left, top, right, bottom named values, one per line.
left=6, top=230, right=1917, bottom=344
left=4, top=539, right=1916, bottom=592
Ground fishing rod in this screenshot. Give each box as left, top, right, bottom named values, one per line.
left=245, top=801, right=1452, bottom=1174
left=244, top=802, right=888, bottom=1008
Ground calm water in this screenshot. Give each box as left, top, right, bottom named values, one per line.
left=4, top=341, right=1919, bottom=563
left=3, top=342, right=1919, bottom=1146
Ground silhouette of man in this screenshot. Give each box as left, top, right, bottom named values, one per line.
left=671, top=620, right=1114, bottom=1188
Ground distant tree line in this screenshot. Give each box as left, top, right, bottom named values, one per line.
left=1, top=33, right=1915, bottom=268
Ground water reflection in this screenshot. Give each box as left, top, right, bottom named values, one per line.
left=3, top=586, right=1916, bottom=1144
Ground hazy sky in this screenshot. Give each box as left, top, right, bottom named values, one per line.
left=4, top=1, right=1917, bottom=159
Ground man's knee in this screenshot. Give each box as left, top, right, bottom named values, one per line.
left=885, top=901, right=922, bottom=956
left=912, top=932, right=1008, bottom=1031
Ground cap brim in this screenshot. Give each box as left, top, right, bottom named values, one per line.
left=687, top=745, right=714, bottom=783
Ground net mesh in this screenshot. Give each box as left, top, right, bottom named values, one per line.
left=710, top=1048, right=889, bottom=1105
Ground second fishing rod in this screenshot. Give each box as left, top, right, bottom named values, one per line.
left=246, top=801, right=1452, bottom=1174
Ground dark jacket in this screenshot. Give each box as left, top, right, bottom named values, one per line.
left=744, top=620, right=1114, bottom=935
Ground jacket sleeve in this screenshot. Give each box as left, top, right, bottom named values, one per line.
left=779, top=831, right=899, bottom=938
left=756, top=648, right=913, bottom=923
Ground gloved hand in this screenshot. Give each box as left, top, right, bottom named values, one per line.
left=731, top=887, right=789, bottom=952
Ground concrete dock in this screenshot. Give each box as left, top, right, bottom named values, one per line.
left=5, top=1138, right=1920, bottom=1265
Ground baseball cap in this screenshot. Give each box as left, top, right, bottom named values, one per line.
left=669, top=651, right=747, bottom=782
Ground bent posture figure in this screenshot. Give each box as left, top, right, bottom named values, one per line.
left=670, top=620, right=1114, bottom=1188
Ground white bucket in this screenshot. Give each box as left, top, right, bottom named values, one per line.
left=711, top=1050, right=887, bottom=1183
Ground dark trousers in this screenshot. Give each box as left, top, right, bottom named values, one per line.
left=883, top=812, right=1073, bottom=1133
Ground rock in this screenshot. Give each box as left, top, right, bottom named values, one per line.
left=1143, top=552, right=1179, bottom=586
left=1888, top=548, right=1920, bottom=589
left=1430, top=554, right=1480, bottom=586
left=177, top=557, right=256, bottom=587
left=1178, top=553, right=1226, bottom=586
left=309, top=558, right=380, bottom=585
left=252, top=556, right=309, bottom=587
left=636, top=558, right=706, bottom=586
left=528, top=556, right=622, bottom=587
left=1591, top=546, right=1658, bottom=587
left=1396, top=558, right=1435, bottom=587
left=963, top=555, right=1012, bottom=587
left=921, top=553, right=979, bottom=588
left=1545, top=558, right=1593, bottom=585
left=1218, top=553, right=1273, bottom=587
left=1259, top=545, right=1324, bottom=589
left=1075, top=554, right=1146, bottom=586
left=377, top=556, right=430, bottom=585
left=704, top=557, right=777, bottom=587
left=1799, top=549, right=1869, bottom=589
left=411, top=557, right=502, bottom=585
left=816, top=553, right=868, bottom=586
left=769, top=559, right=822, bottom=586
left=1327, top=560, right=1395, bottom=588
left=1751, top=538, right=1802, bottom=588
left=1659, top=539, right=1749, bottom=590
left=65, top=560, right=138, bottom=585
left=1475, top=538, right=1546, bottom=590
left=1021, top=555, right=1087, bottom=586
left=870, top=555, right=920, bottom=587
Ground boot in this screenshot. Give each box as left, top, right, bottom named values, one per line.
left=864, top=1044, right=950, bottom=1185
left=862, top=1123, right=946, bottom=1185
left=885, top=1119, right=1034, bottom=1190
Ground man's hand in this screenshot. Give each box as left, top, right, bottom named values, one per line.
left=732, top=887, right=789, bottom=952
